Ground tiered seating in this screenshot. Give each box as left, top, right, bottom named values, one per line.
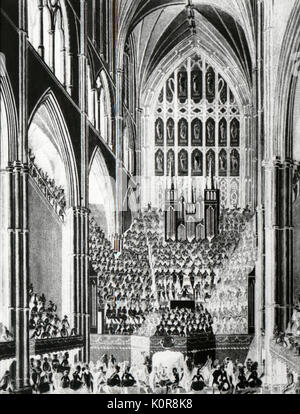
left=104, top=304, right=146, bottom=335
left=28, top=149, right=66, bottom=219
left=154, top=305, right=213, bottom=337
left=273, top=297, right=300, bottom=353
left=206, top=217, right=256, bottom=334
left=89, top=216, right=154, bottom=335
left=89, top=207, right=255, bottom=336
left=29, top=284, right=76, bottom=339
left=142, top=209, right=254, bottom=334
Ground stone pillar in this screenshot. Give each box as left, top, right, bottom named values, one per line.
left=48, top=29, right=55, bottom=73
left=135, top=107, right=143, bottom=211
left=99, top=0, right=105, bottom=59
left=37, top=0, right=44, bottom=59
left=263, top=158, right=280, bottom=383
left=254, top=0, right=265, bottom=368
left=13, top=162, right=30, bottom=393
left=276, top=160, right=294, bottom=329
left=12, top=0, right=31, bottom=394
left=115, top=68, right=124, bottom=250
left=77, top=0, right=90, bottom=362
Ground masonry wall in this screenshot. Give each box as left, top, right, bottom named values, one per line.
left=28, top=179, right=63, bottom=315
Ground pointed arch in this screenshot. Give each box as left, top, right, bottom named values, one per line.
left=28, top=89, right=80, bottom=207
left=95, top=70, right=113, bottom=148
left=89, top=146, right=115, bottom=238
left=0, top=53, right=19, bottom=327
left=0, top=53, right=18, bottom=165
left=274, top=0, right=300, bottom=159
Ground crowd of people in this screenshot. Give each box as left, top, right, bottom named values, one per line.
left=154, top=305, right=213, bottom=337
left=0, top=352, right=271, bottom=394
left=144, top=208, right=255, bottom=334
left=28, top=149, right=66, bottom=220
left=273, top=296, right=300, bottom=354
left=206, top=217, right=256, bottom=334
left=89, top=216, right=155, bottom=334
left=105, top=304, right=147, bottom=335
left=29, top=284, right=76, bottom=340
left=89, top=207, right=255, bottom=336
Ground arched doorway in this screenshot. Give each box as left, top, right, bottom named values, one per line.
left=27, top=90, right=79, bottom=319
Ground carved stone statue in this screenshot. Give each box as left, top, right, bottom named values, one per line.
left=206, top=120, right=215, bottom=146
left=155, top=151, right=164, bottom=174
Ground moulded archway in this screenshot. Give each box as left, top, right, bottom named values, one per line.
left=89, top=147, right=115, bottom=240
left=27, top=89, right=79, bottom=318
left=0, top=53, right=18, bottom=328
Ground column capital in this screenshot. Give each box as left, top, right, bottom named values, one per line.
left=262, top=157, right=282, bottom=170
left=73, top=206, right=90, bottom=216
left=11, top=162, right=29, bottom=174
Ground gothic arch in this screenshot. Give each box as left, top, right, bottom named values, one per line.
left=0, top=54, right=19, bottom=327
left=123, top=185, right=138, bottom=219
left=0, top=53, right=18, bottom=164
left=274, top=0, right=300, bottom=159
left=89, top=146, right=115, bottom=239
left=95, top=70, right=113, bottom=148
left=28, top=89, right=80, bottom=208
left=141, top=43, right=250, bottom=111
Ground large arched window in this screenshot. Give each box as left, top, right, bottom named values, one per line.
left=152, top=54, right=242, bottom=209
left=27, top=0, right=70, bottom=90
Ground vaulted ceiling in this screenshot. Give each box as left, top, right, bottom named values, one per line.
left=122, top=0, right=255, bottom=94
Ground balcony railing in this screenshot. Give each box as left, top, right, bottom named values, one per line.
left=0, top=336, right=84, bottom=361
left=270, top=338, right=300, bottom=375
left=28, top=153, right=66, bottom=222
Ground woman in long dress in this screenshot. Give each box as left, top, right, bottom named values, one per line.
left=191, top=368, right=206, bottom=392
left=121, top=366, right=136, bottom=388
left=70, top=366, right=83, bottom=391
left=96, top=367, right=107, bottom=394
left=107, top=365, right=121, bottom=387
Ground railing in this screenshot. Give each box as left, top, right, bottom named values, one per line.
left=270, top=338, right=300, bottom=374
left=29, top=156, right=66, bottom=221
left=0, top=341, right=15, bottom=360
left=0, top=336, right=84, bottom=361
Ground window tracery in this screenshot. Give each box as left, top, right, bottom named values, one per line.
left=154, top=54, right=242, bottom=208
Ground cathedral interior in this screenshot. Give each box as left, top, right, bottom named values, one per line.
left=0, top=0, right=300, bottom=395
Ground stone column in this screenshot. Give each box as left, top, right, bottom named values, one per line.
left=13, top=162, right=30, bottom=393
left=114, top=68, right=124, bottom=250
left=277, top=160, right=294, bottom=329
left=13, top=0, right=31, bottom=394
left=135, top=107, right=143, bottom=211
left=254, top=0, right=265, bottom=367
left=263, top=158, right=280, bottom=383
left=48, top=29, right=55, bottom=73
left=37, top=0, right=44, bottom=59
left=77, top=0, right=90, bottom=362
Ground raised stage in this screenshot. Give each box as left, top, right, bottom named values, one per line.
left=90, top=334, right=254, bottom=365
